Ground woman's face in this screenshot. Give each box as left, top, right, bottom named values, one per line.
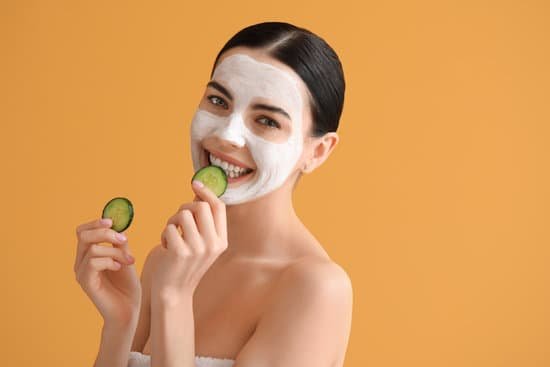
left=190, top=46, right=313, bottom=205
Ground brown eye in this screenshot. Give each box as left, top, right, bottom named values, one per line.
left=257, top=116, right=281, bottom=129
left=207, top=95, right=228, bottom=109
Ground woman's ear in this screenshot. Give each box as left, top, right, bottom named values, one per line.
left=302, top=132, right=339, bottom=174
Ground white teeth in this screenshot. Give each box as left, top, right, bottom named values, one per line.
left=208, top=152, right=252, bottom=179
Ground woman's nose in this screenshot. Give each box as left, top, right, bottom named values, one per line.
left=214, top=112, right=246, bottom=148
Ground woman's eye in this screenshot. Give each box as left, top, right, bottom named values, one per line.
left=207, top=95, right=228, bottom=109
left=257, top=116, right=281, bottom=129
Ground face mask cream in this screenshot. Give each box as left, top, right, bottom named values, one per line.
left=190, top=53, right=305, bottom=205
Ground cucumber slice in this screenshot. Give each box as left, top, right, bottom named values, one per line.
left=192, top=165, right=227, bottom=197
left=102, top=197, right=134, bottom=233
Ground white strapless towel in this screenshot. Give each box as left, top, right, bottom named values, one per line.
left=128, top=351, right=235, bottom=367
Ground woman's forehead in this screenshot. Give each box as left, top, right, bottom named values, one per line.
left=213, top=47, right=300, bottom=84
left=210, top=52, right=305, bottom=122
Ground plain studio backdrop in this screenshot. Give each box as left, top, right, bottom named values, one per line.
left=1, top=1, right=549, bottom=366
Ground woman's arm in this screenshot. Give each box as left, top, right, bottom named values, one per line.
left=94, top=318, right=139, bottom=367
left=95, top=243, right=161, bottom=366
left=131, top=244, right=164, bottom=352
left=232, top=259, right=353, bottom=367
left=148, top=180, right=229, bottom=367
left=150, top=290, right=196, bottom=367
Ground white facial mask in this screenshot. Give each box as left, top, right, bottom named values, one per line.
left=190, top=53, right=304, bottom=205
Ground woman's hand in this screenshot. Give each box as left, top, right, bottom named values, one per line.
left=74, top=218, right=141, bottom=326
left=151, top=180, right=228, bottom=302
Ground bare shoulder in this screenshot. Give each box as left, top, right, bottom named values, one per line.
left=148, top=243, right=164, bottom=260
left=277, top=256, right=353, bottom=302
left=130, top=243, right=165, bottom=352
left=144, top=243, right=165, bottom=269
left=234, top=256, right=353, bottom=366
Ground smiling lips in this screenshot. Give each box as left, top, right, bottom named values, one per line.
left=206, top=150, right=254, bottom=180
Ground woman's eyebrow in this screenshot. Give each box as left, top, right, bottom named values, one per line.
left=207, top=80, right=292, bottom=121
left=207, top=81, right=233, bottom=101
left=250, top=103, right=291, bottom=121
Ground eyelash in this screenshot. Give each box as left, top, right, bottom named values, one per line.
left=207, top=95, right=228, bottom=109
left=206, top=95, right=281, bottom=129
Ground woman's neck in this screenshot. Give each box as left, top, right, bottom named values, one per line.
left=222, top=185, right=302, bottom=262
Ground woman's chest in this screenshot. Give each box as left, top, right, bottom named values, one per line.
left=142, top=259, right=282, bottom=359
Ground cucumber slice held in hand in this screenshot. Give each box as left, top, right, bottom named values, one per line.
left=192, top=165, right=228, bottom=197
left=102, top=197, right=134, bottom=232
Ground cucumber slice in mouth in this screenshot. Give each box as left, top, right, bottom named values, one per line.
left=192, top=165, right=228, bottom=197
left=102, top=197, right=134, bottom=233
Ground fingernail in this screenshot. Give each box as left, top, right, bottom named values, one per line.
left=101, top=218, right=112, bottom=226
left=126, top=254, right=135, bottom=263
left=192, top=180, right=204, bottom=189
left=115, top=232, right=127, bottom=242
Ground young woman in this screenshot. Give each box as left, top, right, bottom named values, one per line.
left=74, top=21, right=352, bottom=367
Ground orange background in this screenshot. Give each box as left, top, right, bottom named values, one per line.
left=2, top=1, right=549, bottom=366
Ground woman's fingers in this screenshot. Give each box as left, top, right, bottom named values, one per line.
left=85, top=244, right=133, bottom=266
left=77, top=257, right=121, bottom=290
left=159, top=180, right=228, bottom=254
left=177, top=201, right=217, bottom=243
left=76, top=244, right=135, bottom=284
left=80, top=227, right=128, bottom=246
left=165, top=209, right=200, bottom=246
left=75, top=224, right=129, bottom=273
left=162, top=223, right=187, bottom=253
left=191, top=180, right=227, bottom=240
left=76, top=217, right=112, bottom=236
